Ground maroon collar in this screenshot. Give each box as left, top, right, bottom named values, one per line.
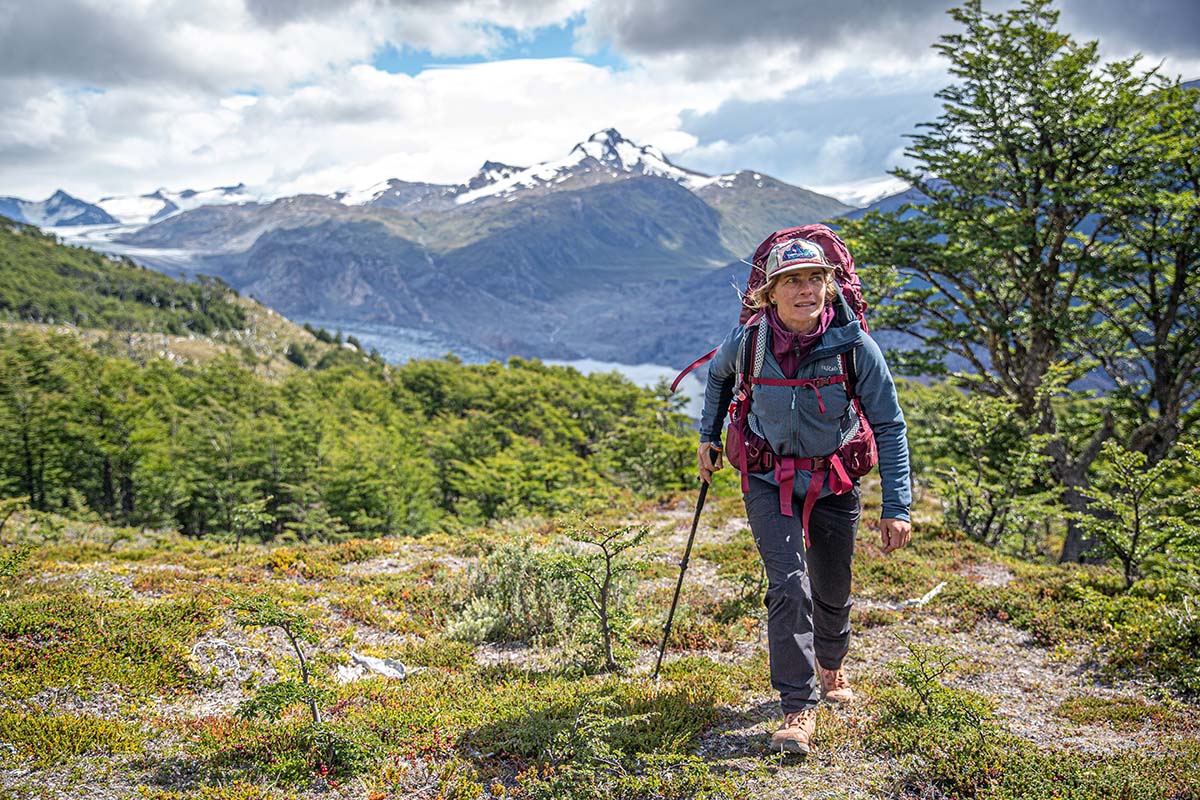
left=765, top=303, right=834, bottom=376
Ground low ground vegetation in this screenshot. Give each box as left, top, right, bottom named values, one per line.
left=1, top=476, right=1197, bottom=798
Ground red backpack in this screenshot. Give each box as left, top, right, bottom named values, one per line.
left=672, top=223, right=869, bottom=387
left=674, top=224, right=878, bottom=505
left=742, top=224, right=869, bottom=328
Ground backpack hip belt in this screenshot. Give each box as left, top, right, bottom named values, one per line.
left=774, top=453, right=855, bottom=549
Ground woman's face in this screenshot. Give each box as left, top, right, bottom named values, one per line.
left=769, top=268, right=828, bottom=334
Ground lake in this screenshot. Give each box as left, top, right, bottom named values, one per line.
left=300, top=317, right=708, bottom=419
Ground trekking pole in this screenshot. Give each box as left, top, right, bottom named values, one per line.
left=652, top=479, right=708, bottom=680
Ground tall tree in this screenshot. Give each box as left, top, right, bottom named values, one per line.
left=839, top=0, right=1186, bottom=561
left=0, top=331, right=78, bottom=510
left=1076, top=81, right=1200, bottom=468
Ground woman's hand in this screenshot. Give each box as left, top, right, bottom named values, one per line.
left=879, top=518, right=912, bottom=554
left=697, top=443, right=724, bottom=484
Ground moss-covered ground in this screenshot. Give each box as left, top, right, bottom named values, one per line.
left=2, top=478, right=1198, bottom=799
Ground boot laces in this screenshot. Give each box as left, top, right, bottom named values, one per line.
left=783, top=708, right=818, bottom=728
left=823, top=667, right=849, bottom=690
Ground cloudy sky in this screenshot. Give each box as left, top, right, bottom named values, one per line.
left=1, top=0, right=1197, bottom=205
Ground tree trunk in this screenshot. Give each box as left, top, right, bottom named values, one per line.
left=102, top=455, right=115, bottom=514
left=1051, top=411, right=1115, bottom=563
left=1058, top=485, right=1094, bottom=563
left=121, top=474, right=135, bottom=516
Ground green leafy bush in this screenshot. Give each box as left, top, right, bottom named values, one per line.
left=1071, top=440, right=1200, bottom=588
left=870, top=637, right=1200, bottom=798
left=447, top=538, right=570, bottom=646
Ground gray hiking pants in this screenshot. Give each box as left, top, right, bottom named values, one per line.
left=744, top=475, right=860, bottom=714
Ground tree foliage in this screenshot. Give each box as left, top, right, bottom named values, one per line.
left=839, top=0, right=1200, bottom=561
left=0, top=324, right=694, bottom=541
left=909, top=381, right=1058, bottom=554
left=1075, top=79, right=1200, bottom=466
left=0, top=216, right=245, bottom=334
left=1070, top=440, right=1200, bottom=589
left=547, top=520, right=649, bottom=673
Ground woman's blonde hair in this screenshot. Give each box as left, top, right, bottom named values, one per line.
left=746, top=271, right=839, bottom=310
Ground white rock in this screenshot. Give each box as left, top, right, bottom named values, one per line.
left=350, top=651, right=407, bottom=679
left=336, top=663, right=367, bottom=684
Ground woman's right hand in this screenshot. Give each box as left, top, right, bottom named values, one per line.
left=697, top=443, right=724, bottom=484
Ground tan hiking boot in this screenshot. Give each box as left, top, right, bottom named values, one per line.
left=769, top=708, right=818, bottom=754
left=818, top=664, right=855, bottom=703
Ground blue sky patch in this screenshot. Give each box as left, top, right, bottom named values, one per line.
left=370, top=18, right=626, bottom=76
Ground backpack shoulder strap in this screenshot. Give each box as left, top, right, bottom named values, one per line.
left=735, top=312, right=765, bottom=382
left=840, top=346, right=860, bottom=399
left=737, top=314, right=769, bottom=391
left=752, top=315, right=768, bottom=380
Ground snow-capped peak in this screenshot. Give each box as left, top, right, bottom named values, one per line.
left=97, top=183, right=256, bottom=225
left=810, top=175, right=911, bottom=208
left=568, top=128, right=710, bottom=185
left=453, top=128, right=717, bottom=205
left=0, top=190, right=117, bottom=227
left=334, top=129, right=743, bottom=210
left=465, top=161, right=525, bottom=191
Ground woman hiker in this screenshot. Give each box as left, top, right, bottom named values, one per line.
left=696, top=235, right=912, bottom=755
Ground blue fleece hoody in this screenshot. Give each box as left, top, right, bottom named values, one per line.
left=699, top=296, right=912, bottom=522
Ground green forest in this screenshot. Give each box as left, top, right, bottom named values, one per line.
left=1, top=2, right=1198, bottom=798
left=0, top=219, right=246, bottom=335
left=0, top=323, right=695, bottom=539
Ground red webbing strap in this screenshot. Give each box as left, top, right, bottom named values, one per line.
left=671, top=347, right=717, bottom=392
left=777, top=453, right=856, bottom=550
left=750, top=376, right=846, bottom=387
left=750, top=375, right=845, bottom=414
left=828, top=453, right=854, bottom=494
left=775, top=457, right=796, bottom=518
left=750, top=377, right=809, bottom=386
left=800, top=463, right=825, bottom=550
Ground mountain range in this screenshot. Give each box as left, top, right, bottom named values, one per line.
left=6, top=129, right=889, bottom=366
left=0, top=190, right=117, bottom=226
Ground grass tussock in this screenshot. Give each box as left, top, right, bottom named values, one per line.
left=0, top=709, right=144, bottom=765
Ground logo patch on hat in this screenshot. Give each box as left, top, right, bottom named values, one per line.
left=779, top=240, right=824, bottom=267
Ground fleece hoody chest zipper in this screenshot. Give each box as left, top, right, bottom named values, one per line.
left=760, top=340, right=857, bottom=457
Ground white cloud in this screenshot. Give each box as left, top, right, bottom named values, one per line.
left=817, top=135, right=864, bottom=171
left=264, top=58, right=724, bottom=196
left=2, top=0, right=1196, bottom=203
left=0, top=55, right=730, bottom=200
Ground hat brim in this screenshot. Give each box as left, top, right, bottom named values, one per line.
left=768, top=262, right=836, bottom=281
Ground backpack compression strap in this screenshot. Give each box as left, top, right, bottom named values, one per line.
left=670, top=348, right=717, bottom=392
left=671, top=311, right=768, bottom=393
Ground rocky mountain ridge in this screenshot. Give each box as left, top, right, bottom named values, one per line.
left=15, top=129, right=872, bottom=366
